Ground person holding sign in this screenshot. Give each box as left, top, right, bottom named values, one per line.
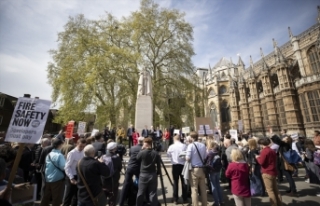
left=41, top=139, right=66, bottom=206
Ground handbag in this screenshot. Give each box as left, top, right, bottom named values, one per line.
left=77, top=160, right=107, bottom=206
left=283, top=149, right=302, bottom=164
left=282, top=157, right=294, bottom=172
left=250, top=174, right=263, bottom=196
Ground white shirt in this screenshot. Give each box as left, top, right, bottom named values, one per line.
left=167, top=142, right=187, bottom=165
left=186, top=142, right=207, bottom=167
left=64, top=147, right=84, bottom=179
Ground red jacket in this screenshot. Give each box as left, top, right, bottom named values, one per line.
left=225, top=162, right=251, bottom=197
left=256, top=146, right=277, bottom=177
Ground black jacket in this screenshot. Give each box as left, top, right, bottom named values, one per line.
left=77, top=157, right=110, bottom=203
left=137, top=148, right=160, bottom=174
left=127, top=144, right=143, bottom=171
left=39, top=145, right=54, bottom=172
left=101, top=154, right=122, bottom=189
left=92, top=142, right=106, bottom=156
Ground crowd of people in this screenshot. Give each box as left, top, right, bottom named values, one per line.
left=0, top=127, right=320, bottom=206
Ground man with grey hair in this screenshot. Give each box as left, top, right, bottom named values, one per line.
left=119, top=136, right=144, bottom=206
left=226, top=138, right=238, bottom=162
left=77, top=145, right=110, bottom=206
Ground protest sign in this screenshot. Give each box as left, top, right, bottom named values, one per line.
left=229, top=129, right=238, bottom=142
left=92, top=129, right=99, bottom=136
left=182, top=127, right=190, bottom=134
left=206, top=129, right=213, bottom=135
left=65, top=121, right=75, bottom=139
left=5, top=97, right=51, bottom=144
left=77, top=121, right=87, bottom=135
left=174, top=129, right=180, bottom=135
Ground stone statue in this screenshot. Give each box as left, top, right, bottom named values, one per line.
left=137, top=69, right=152, bottom=97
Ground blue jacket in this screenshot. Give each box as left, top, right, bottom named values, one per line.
left=45, top=149, right=66, bottom=182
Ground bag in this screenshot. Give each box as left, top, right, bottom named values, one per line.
left=282, top=157, right=294, bottom=172
left=283, top=149, right=302, bottom=164
left=77, top=160, right=107, bottom=206
left=314, top=151, right=320, bottom=165
left=250, top=174, right=263, bottom=196
left=211, top=154, right=222, bottom=172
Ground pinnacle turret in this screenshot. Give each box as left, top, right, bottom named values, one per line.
left=248, top=56, right=255, bottom=79
left=273, top=38, right=286, bottom=64
left=260, top=47, right=269, bottom=71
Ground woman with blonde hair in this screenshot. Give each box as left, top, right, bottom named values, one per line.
left=226, top=149, right=251, bottom=206
left=247, top=138, right=265, bottom=196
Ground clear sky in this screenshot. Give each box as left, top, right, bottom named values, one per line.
left=0, top=0, right=319, bottom=101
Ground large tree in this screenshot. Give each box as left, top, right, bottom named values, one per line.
left=47, top=0, right=196, bottom=128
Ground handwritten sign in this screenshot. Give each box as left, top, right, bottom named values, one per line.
left=77, top=121, right=86, bottom=135
left=5, top=97, right=51, bottom=144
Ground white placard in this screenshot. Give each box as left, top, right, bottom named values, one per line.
left=174, top=129, right=180, bottom=135
left=206, top=129, right=213, bottom=135
left=77, top=121, right=87, bottom=135
left=92, top=129, right=99, bottom=136
left=199, top=125, right=203, bottom=130
left=182, top=127, right=190, bottom=134
left=229, top=129, right=238, bottom=142
left=198, top=130, right=205, bottom=135
left=205, top=125, right=210, bottom=130
left=5, top=97, right=51, bottom=144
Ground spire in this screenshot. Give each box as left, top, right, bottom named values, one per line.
left=249, top=55, right=255, bottom=79
left=260, top=47, right=269, bottom=71
left=288, top=27, right=293, bottom=39
left=237, top=55, right=245, bottom=67
left=272, top=38, right=286, bottom=64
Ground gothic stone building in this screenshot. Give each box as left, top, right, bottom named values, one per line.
left=204, top=7, right=320, bottom=138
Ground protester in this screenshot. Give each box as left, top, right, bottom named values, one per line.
left=92, top=133, right=106, bottom=157
left=223, top=134, right=231, bottom=148
left=247, top=138, right=265, bottom=196
left=119, top=137, right=144, bottom=206
left=256, top=138, right=282, bottom=206
left=313, top=130, right=320, bottom=148
left=163, top=128, right=170, bottom=152
left=116, top=125, right=125, bottom=144
left=270, top=135, right=283, bottom=183
left=226, top=138, right=238, bottom=162
left=77, top=145, right=110, bottom=206
left=186, top=132, right=207, bottom=206
left=205, top=140, right=223, bottom=206
left=127, top=124, right=135, bottom=149
left=225, top=149, right=251, bottom=206
left=167, top=135, right=188, bottom=204
left=132, top=131, right=140, bottom=146
left=136, top=137, right=161, bottom=206
left=279, top=136, right=297, bottom=195
left=0, top=158, right=12, bottom=206
left=303, top=139, right=320, bottom=196
left=63, top=138, right=86, bottom=206
left=102, top=142, right=122, bottom=206
left=141, top=125, right=149, bottom=138
left=41, top=139, right=66, bottom=206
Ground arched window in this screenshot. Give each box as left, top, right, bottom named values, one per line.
left=220, top=101, right=231, bottom=122
left=219, top=85, right=227, bottom=94
left=210, top=103, right=218, bottom=126
left=307, top=46, right=320, bottom=74
left=208, top=89, right=215, bottom=97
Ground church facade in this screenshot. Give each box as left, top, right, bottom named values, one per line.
left=204, top=7, right=320, bottom=138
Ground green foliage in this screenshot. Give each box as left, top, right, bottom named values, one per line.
left=47, top=0, right=196, bottom=127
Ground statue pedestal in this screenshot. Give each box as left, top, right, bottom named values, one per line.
left=135, top=95, right=153, bottom=134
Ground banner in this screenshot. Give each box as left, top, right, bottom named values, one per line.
left=5, top=97, right=51, bottom=144
left=65, top=121, right=75, bottom=139
left=229, top=129, right=238, bottom=142
left=77, top=121, right=86, bottom=135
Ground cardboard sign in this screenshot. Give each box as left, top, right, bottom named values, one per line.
left=5, top=97, right=51, bottom=144
left=182, top=127, right=190, bottom=134
left=229, top=129, right=238, bottom=142
left=65, top=121, right=75, bottom=139
left=77, top=121, right=86, bottom=135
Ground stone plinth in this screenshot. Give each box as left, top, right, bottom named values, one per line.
left=135, top=95, right=153, bottom=134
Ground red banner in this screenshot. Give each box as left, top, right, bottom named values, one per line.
left=65, top=121, right=75, bottom=139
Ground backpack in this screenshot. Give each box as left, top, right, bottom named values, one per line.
left=102, top=155, right=115, bottom=178
left=206, top=152, right=222, bottom=172
left=314, top=151, right=320, bottom=165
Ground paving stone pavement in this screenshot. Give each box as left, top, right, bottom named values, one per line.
left=118, top=167, right=320, bottom=206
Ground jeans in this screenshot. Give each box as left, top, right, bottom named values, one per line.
left=209, top=172, right=223, bottom=204
left=283, top=170, right=296, bottom=192
left=136, top=172, right=158, bottom=206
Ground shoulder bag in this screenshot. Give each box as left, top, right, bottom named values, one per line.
left=193, top=143, right=210, bottom=175
left=48, top=154, right=66, bottom=180
left=77, top=160, right=107, bottom=206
